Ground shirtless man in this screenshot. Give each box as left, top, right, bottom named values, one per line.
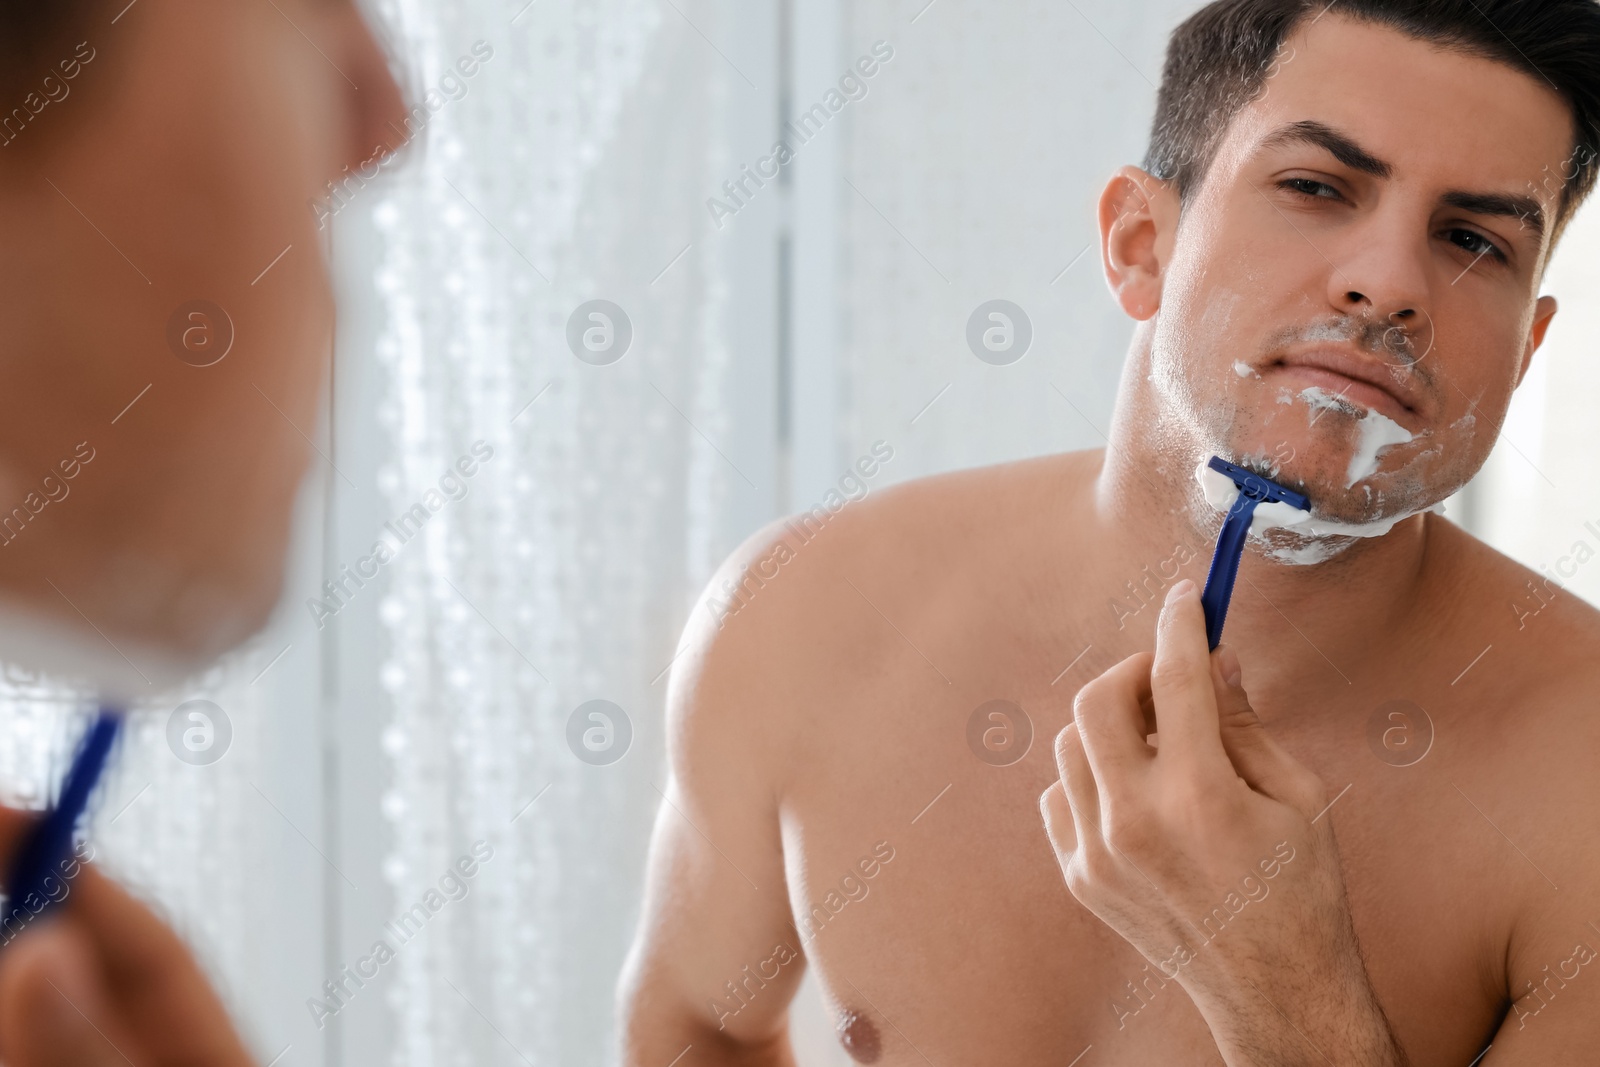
left=620, top=1, right=1600, bottom=1063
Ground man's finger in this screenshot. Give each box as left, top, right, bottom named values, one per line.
left=0, top=807, right=36, bottom=861
left=1211, top=646, right=1321, bottom=811
left=66, top=868, right=257, bottom=1066
left=1039, top=780, right=1077, bottom=856
left=1053, top=723, right=1101, bottom=840
left=0, top=920, right=133, bottom=1067
left=1149, top=579, right=1229, bottom=770
left=1073, top=652, right=1157, bottom=784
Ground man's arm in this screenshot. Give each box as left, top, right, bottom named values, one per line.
left=1475, top=759, right=1600, bottom=1064
left=1476, top=901, right=1600, bottom=1064
left=619, top=528, right=810, bottom=1067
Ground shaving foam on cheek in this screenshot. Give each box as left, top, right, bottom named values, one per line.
left=1194, top=460, right=1418, bottom=544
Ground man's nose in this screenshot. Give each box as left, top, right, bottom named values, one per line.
left=1324, top=210, right=1432, bottom=332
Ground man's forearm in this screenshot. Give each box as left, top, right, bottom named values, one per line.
left=1181, top=916, right=1408, bottom=1067
left=1194, top=977, right=1406, bottom=1066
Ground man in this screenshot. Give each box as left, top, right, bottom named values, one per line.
left=620, top=1, right=1600, bottom=1063
left=0, top=1, right=405, bottom=1064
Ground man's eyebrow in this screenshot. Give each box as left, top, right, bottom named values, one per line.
left=1441, top=190, right=1545, bottom=239
left=1260, top=119, right=1549, bottom=240
left=1258, top=120, right=1392, bottom=179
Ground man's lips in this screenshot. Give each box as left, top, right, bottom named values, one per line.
left=1260, top=346, right=1423, bottom=425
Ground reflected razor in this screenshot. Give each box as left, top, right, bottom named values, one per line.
left=1199, top=457, right=1311, bottom=650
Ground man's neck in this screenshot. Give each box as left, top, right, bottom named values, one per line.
left=1088, top=354, right=1437, bottom=703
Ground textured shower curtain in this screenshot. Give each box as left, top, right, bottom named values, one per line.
left=367, top=0, right=736, bottom=1062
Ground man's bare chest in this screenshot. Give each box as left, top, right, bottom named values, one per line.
left=777, top=674, right=1512, bottom=1066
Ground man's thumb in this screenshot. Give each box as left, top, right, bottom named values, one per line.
left=0, top=919, right=133, bottom=1067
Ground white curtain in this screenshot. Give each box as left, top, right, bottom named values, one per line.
left=367, top=0, right=736, bottom=1062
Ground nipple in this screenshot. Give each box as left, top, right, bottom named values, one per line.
left=836, top=1006, right=882, bottom=1063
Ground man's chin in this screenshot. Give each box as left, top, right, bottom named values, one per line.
left=0, top=558, right=283, bottom=700
left=0, top=598, right=220, bottom=701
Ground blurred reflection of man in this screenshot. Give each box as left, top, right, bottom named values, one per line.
left=0, top=2, right=406, bottom=1063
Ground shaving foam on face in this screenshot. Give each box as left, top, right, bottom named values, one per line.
left=1297, top=386, right=1349, bottom=414
left=1292, top=387, right=1416, bottom=487
left=1195, top=461, right=1311, bottom=536
left=1194, top=460, right=1422, bottom=548
left=1346, top=413, right=1414, bottom=487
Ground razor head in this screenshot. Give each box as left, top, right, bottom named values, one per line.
left=1207, top=456, right=1310, bottom=513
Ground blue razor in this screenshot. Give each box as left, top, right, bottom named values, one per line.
left=3, top=708, right=120, bottom=931
left=1200, top=457, right=1310, bottom=649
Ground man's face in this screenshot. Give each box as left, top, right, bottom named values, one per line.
left=1145, top=13, right=1572, bottom=543
left=0, top=0, right=405, bottom=668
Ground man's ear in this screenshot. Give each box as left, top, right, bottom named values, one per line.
left=1515, top=294, right=1559, bottom=388
left=1098, top=166, right=1178, bottom=322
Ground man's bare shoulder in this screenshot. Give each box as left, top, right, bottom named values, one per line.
left=664, top=449, right=1100, bottom=773
left=1423, top=516, right=1600, bottom=805
left=1423, top=520, right=1600, bottom=1028
left=1428, top=514, right=1600, bottom=694
left=694, top=447, right=1098, bottom=633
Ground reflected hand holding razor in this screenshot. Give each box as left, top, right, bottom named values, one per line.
left=3, top=708, right=120, bottom=927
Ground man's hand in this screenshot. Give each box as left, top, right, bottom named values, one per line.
left=0, top=810, right=256, bottom=1067
left=1039, top=578, right=1406, bottom=1067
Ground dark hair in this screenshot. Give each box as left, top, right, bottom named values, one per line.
left=1144, top=0, right=1600, bottom=241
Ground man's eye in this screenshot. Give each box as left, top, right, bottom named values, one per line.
left=1279, top=177, right=1340, bottom=199
left=1445, top=228, right=1507, bottom=263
